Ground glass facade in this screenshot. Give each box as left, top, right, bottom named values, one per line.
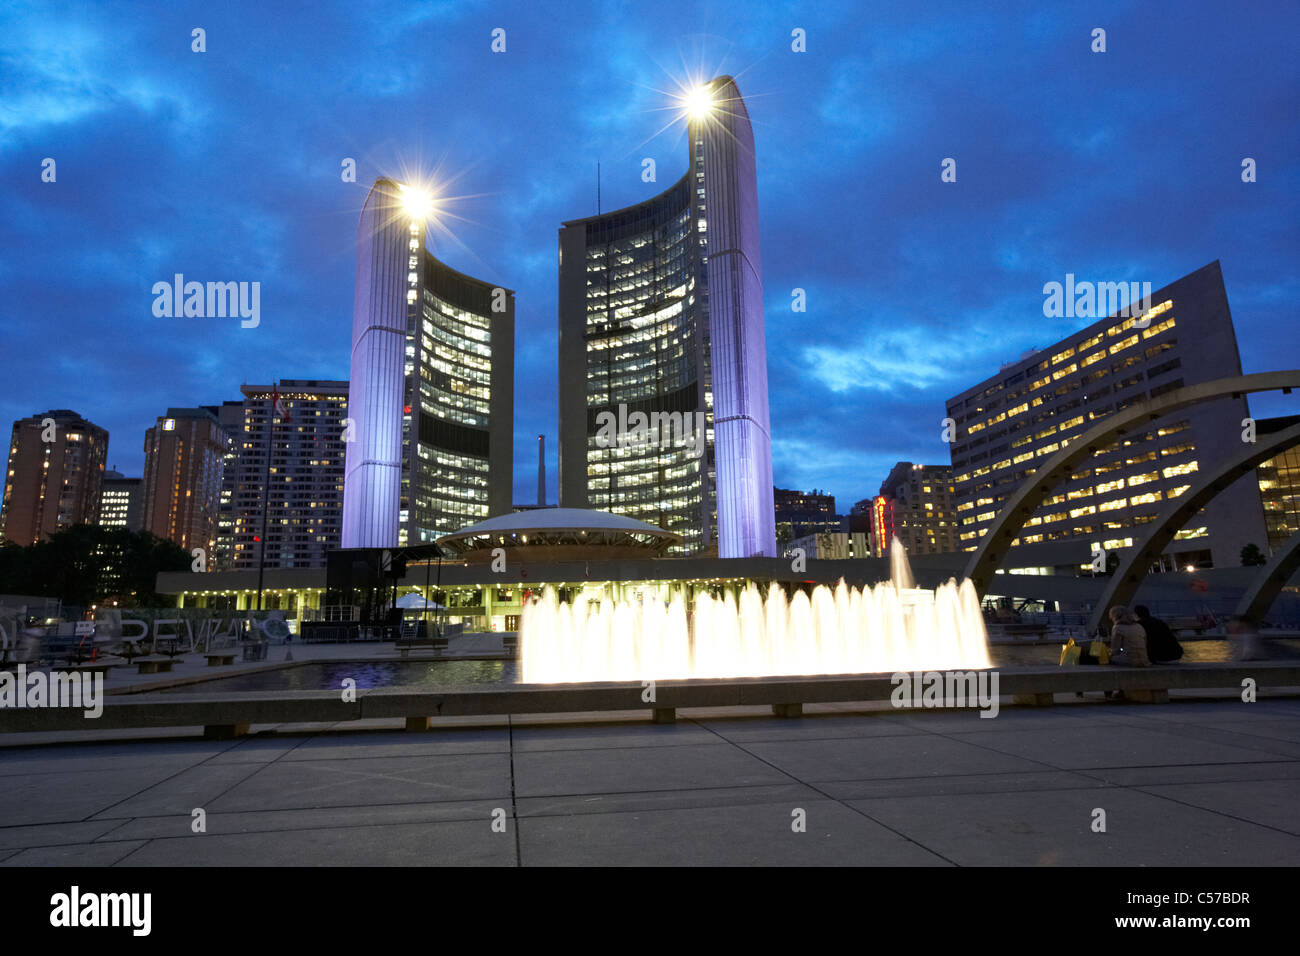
left=579, top=176, right=712, bottom=553
left=408, top=287, right=496, bottom=541
left=1258, top=436, right=1300, bottom=552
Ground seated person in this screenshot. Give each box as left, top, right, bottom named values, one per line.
left=1135, top=605, right=1183, bottom=662
left=1107, top=606, right=1150, bottom=667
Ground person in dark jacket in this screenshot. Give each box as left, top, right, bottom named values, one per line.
left=1134, top=606, right=1183, bottom=662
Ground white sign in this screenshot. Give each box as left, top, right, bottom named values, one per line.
left=75, top=622, right=95, bottom=636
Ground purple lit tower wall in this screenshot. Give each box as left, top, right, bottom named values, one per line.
left=694, top=76, right=777, bottom=558
left=342, top=178, right=409, bottom=548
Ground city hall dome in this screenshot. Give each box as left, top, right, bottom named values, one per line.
left=436, top=508, right=680, bottom=563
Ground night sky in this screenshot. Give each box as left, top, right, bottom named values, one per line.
left=2, top=0, right=1296, bottom=512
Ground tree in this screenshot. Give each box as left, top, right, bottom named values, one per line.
left=1240, top=543, right=1268, bottom=567
left=0, top=526, right=190, bottom=608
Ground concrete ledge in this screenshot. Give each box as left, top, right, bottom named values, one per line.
left=0, top=663, right=1295, bottom=735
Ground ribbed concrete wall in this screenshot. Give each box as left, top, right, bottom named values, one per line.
left=697, top=77, right=777, bottom=558
left=342, top=179, right=409, bottom=548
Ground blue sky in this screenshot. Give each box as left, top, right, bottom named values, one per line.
left=2, top=0, right=1296, bottom=511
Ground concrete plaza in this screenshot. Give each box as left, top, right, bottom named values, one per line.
left=2, top=695, right=1298, bottom=866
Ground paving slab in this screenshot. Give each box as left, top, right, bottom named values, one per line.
left=742, top=733, right=1046, bottom=784
left=1, top=700, right=1297, bottom=867
left=0, top=764, right=197, bottom=826
left=90, top=762, right=269, bottom=820
left=208, top=753, right=513, bottom=812
left=91, top=799, right=504, bottom=842
left=879, top=707, right=1097, bottom=734
left=117, top=820, right=516, bottom=866
left=0, top=819, right=128, bottom=851
left=0, top=739, right=233, bottom=776
left=1069, top=759, right=1300, bottom=788
left=1136, top=778, right=1300, bottom=836
left=518, top=798, right=952, bottom=866
left=512, top=742, right=791, bottom=798
left=820, top=768, right=1108, bottom=801
left=511, top=721, right=717, bottom=752
left=689, top=712, right=922, bottom=743
left=848, top=787, right=1300, bottom=866
left=1, top=840, right=148, bottom=867
left=202, top=735, right=315, bottom=764
left=946, top=724, right=1292, bottom=771
left=1104, top=720, right=1300, bottom=759
left=282, top=728, right=509, bottom=759
left=517, top=782, right=822, bottom=819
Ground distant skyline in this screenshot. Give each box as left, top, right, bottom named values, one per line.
left=2, top=0, right=1296, bottom=511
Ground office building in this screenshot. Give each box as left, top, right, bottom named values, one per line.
left=944, top=261, right=1267, bottom=571
left=786, top=531, right=871, bottom=561
left=774, top=487, right=842, bottom=544
left=211, top=400, right=245, bottom=570
left=0, top=410, right=108, bottom=545
left=140, top=407, right=229, bottom=555
left=342, top=178, right=514, bottom=549
left=558, top=75, right=777, bottom=557
left=870, top=462, right=959, bottom=557
left=1256, top=415, right=1300, bottom=553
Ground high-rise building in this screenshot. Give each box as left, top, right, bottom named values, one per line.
left=220, top=381, right=348, bottom=570
left=98, top=469, right=142, bottom=531
left=342, top=178, right=514, bottom=549
left=1, top=410, right=109, bottom=545
left=140, top=407, right=229, bottom=555
left=211, top=400, right=245, bottom=570
left=558, top=75, right=776, bottom=558
left=774, top=487, right=842, bottom=543
left=1256, top=415, right=1300, bottom=553
left=945, top=261, right=1268, bottom=570
left=871, top=462, right=959, bottom=556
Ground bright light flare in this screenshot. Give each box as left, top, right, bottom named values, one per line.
left=397, top=182, right=435, bottom=221
left=682, top=83, right=715, bottom=120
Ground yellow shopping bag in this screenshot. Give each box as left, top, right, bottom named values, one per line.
left=1059, top=639, right=1081, bottom=666
left=1089, top=640, right=1111, bottom=665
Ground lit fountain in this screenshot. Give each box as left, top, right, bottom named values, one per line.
left=520, top=540, right=991, bottom=683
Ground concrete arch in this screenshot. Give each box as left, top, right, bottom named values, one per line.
left=1086, top=419, right=1300, bottom=634
left=963, top=371, right=1300, bottom=594
left=1234, top=529, right=1300, bottom=625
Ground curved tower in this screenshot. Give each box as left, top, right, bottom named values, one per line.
left=343, top=178, right=513, bottom=549
left=558, top=76, right=776, bottom=557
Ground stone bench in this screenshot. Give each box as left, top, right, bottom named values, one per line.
left=203, top=652, right=237, bottom=667
left=135, top=657, right=176, bottom=675
left=396, top=638, right=448, bottom=659
left=71, top=662, right=115, bottom=677
left=1, top=663, right=1295, bottom=739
